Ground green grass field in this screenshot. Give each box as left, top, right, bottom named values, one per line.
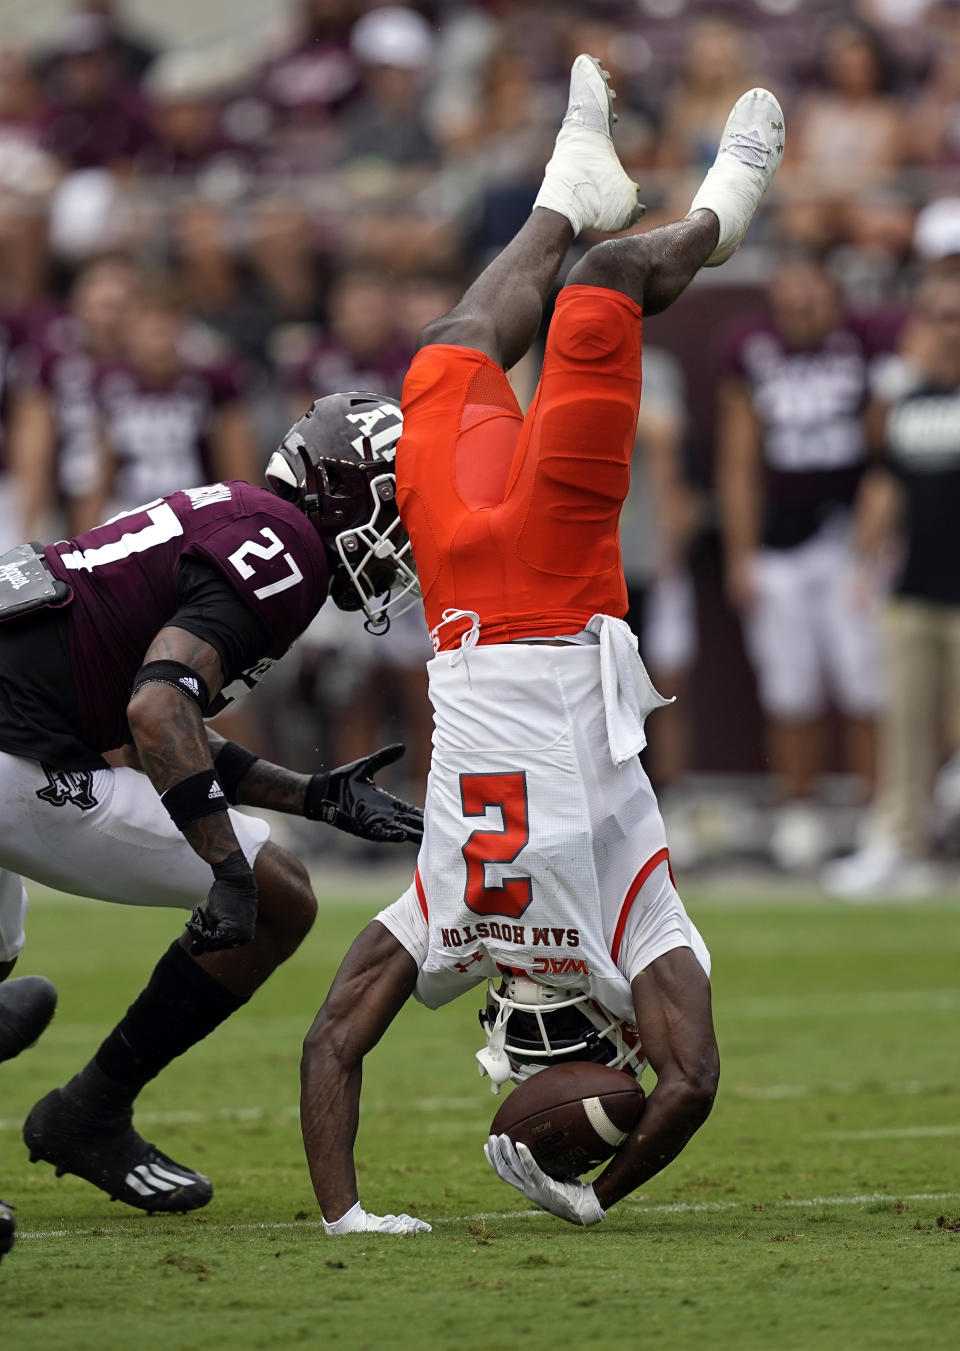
left=1, top=878, right=958, bottom=1350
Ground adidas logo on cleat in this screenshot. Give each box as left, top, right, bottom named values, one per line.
left=125, top=1161, right=206, bottom=1197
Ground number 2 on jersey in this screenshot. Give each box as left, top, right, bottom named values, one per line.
left=459, top=771, right=532, bottom=919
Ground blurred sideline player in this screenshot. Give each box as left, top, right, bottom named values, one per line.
left=716, top=250, right=899, bottom=869
left=824, top=263, right=960, bottom=896
left=79, top=277, right=261, bottom=531
left=0, top=395, right=422, bottom=1227
left=300, top=58, right=784, bottom=1233
left=7, top=256, right=135, bottom=543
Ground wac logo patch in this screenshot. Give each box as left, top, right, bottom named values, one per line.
left=36, top=765, right=98, bottom=812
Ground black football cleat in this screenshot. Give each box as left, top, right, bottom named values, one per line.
left=0, top=1198, right=15, bottom=1263
left=0, top=976, right=58, bottom=1063
left=23, top=1088, right=213, bottom=1214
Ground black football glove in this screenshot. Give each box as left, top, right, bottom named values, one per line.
left=304, top=743, right=424, bottom=845
left=185, top=851, right=259, bottom=955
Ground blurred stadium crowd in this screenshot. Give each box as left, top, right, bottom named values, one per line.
left=3, top=0, right=960, bottom=888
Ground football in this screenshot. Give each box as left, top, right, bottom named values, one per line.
left=490, top=1062, right=645, bottom=1180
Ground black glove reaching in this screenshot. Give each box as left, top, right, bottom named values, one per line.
left=185, top=851, right=259, bottom=955
left=305, top=743, right=424, bottom=845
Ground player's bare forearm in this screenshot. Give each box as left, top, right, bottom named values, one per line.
left=716, top=378, right=762, bottom=563
left=127, top=627, right=243, bottom=865
left=206, top=729, right=309, bottom=815
left=592, top=947, right=720, bottom=1211
left=300, top=922, right=418, bottom=1221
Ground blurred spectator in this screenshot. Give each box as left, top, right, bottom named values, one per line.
left=36, top=2, right=160, bottom=90
left=255, top=0, right=362, bottom=172
left=281, top=265, right=411, bottom=416
left=7, top=255, right=135, bottom=540
left=138, top=50, right=256, bottom=189
left=909, top=33, right=960, bottom=165
left=780, top=16, right=913, bottom=258
left=824, top=261, right=960, bottom=896
left=82, top=275, right=259, bottom=524
left=0, top=60, right=57, bottom=307
left=0, top=46, right=46, bottom=149
left=344, top=6, right=439, bottom=168
left=716, top=250, right=902, bottom=870
left=39, top=14, right=154, bottom=171
left=657, top=12, right=761, bottom=176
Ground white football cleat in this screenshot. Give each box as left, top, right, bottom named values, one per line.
left=768, top=800, right=831, bottom=872
left=534, top=53, right=644, bottom=237
left=688, top=87, right=785, bottom=265
left=820, top=839, right=939, bottom=900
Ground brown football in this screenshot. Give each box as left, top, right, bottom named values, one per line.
left=490, top=1062, right=645, bottom=1180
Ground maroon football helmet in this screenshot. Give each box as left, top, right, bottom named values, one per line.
left=266, top=391, right=419, bottom=631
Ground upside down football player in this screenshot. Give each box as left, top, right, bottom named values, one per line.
left=299, top=57, right=785, bottom=1234
left=0, top=393, right=423, bottom=1254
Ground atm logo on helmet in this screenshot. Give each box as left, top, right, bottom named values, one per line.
left=346, top=404, right=403, bottom=460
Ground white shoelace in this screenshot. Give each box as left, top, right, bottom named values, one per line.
left=726, top=129, right=772, bottom=169
left=429, top=608, right=481, bottom=666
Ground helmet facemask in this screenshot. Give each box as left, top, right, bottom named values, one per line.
left=326, top=469, right=419, bottom=634
left=476, top=976, right=644, bottom=1094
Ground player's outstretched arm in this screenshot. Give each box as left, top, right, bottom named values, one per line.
left=591, top=947, right=719, bottom=1211
left=300, top=921, right=430, bottom=1235
left=127, top=626, right=258, bottom=954
left=206, top=731, right=424, bottom=845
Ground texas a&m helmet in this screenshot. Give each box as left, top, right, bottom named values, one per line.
left=265, top=391, right=419, bottom=632
left=476, top=976, right=644, bottom=1094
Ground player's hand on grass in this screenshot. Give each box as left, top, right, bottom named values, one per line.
left=322, top=1201, right=432, bottom=1235
left=185, top=851, right=258, bottom=954
left=305, top=743, right=424, bottom=845
left=484, top=1133, right=606, bottom=1227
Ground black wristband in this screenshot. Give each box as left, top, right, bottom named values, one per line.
left=160, top=769, right=228, bottom=831
left=132, top=661, right=210, bottom=713
left=303, top=771, right=334, bottom=823
left=211, top=849, right=255, bottom=882
left=212, top=741, right=260, bottom=805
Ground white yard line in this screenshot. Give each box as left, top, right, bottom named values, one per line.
left=17, top=1190, right=960, bottom=1241
left=817, top=1125, right=960, bottom=1141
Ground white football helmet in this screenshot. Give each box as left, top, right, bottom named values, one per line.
left=476, top=976, right=644, bottom=1094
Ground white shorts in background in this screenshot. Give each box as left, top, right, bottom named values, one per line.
left=0, top=752, right=271, bottom=961
left=743, top=516, right=882, bottom=720
left=643, top=571, right=698, bottom=676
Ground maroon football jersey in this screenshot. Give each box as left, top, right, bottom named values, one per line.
left=718, top=311, right=904, bottom=548
left=95, top=361, right=243, bottom=506
left=43, top=481, right=329, bottom=751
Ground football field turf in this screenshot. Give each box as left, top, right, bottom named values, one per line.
left=1, top=878, right=958, bottom=1350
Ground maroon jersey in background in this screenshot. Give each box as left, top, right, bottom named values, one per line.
left=40, top=88, right=154, bottom=169
left=95, top=360, right=245, bottom=506
left=43, top=481, right=328, bottom=753
left=718, top=310, right=904, bottom=549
